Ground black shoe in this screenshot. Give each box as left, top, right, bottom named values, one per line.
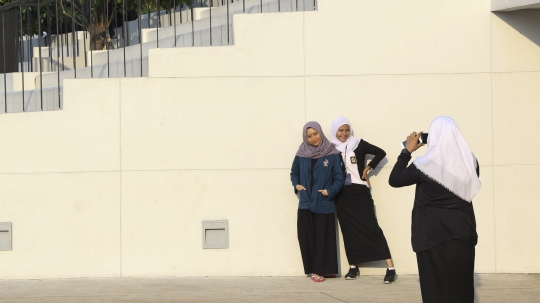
left=384, top=268, right=396, bottom=284
left=344, top=267, right=359, bottom=280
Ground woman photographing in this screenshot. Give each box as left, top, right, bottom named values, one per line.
left=330, top=116, right=397, bottom=283
left=290, top=121, right=344, bottom=282
left=389, top=116, right=480, bottom=303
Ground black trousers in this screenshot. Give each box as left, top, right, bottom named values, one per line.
left=416, top=237, right=475, bottom=303
left=297, top=209, right=338, bottom=275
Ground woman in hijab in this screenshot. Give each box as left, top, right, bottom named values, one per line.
left=389, top=116, right=480, bottom=303
left=329, top=116, right=397, bottom=283
left=290, top=121, right=344, bottom=282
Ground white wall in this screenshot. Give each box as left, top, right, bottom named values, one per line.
left=0, top=73, right=39, bottom=93
left=0, top=0, right=539, bottom=278
left=0, top=79, right=120, bottom=278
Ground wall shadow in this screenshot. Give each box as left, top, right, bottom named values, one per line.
left=365, top=154, right=389, bottom=178
left=474, top=273, right=482, bottom=303
left=358, top=260, right=388, bottom=268
left=494, top=9, right=540, bottom=48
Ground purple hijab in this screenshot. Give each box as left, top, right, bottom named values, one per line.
left=295, top=121, right=339, bottom=159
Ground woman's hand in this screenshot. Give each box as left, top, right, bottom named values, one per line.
left=318, top=189, right=328, bottom=196
left=296, top=184, right=306, bottom=191
left=362, top=166, right=371, bottom=186
left=406, top=131, right=425, bottom=154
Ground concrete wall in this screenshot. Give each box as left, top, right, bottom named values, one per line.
left=33, top=0, right=304, bottom=89
left=1, top=0, right=539, bottom=278
left=0, top=73, right=39, bottom=93
left=492, top=0, right=540, bottom=11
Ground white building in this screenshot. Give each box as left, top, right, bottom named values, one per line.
left=0, top=0, right=539, bottom=278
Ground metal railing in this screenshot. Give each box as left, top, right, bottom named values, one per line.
left=0, top=0, right=317, bottom=114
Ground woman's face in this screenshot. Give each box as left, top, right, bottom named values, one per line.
left=336, top=124, right=351, bottom=142
left=306, top=128, right=322, bottom=147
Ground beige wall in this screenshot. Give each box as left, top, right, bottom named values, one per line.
left=0, top=0, right=539, bottom=278
left=0, top=79, right=121, bottom=279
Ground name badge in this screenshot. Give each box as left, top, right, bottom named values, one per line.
left=350, top=156, right=357, bottom=164
left=323, top=158, right=329, bottom=167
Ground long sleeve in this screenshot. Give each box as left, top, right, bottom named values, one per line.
left=389, top=151, right=479, bottom=252
left=388, top=153, right=421, bottom=187
left=355, top=140, right=386, bottom=170
left=290, top=156, right=300, bottom=194
left=326, top=155, right=344, bottom=200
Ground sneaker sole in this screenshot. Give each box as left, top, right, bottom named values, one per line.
left=345, top=273, right=359, bottom=280
left=384, top=276, right=397, bottom=284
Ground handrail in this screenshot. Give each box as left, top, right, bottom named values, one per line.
left=0, top=0, right=318, bottom=114
left=0, top=0, right=55, bottom=11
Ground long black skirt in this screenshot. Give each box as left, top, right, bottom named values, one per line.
left=297, top=209, right=338, bottom=275
left=336, top=184, right=391, bottom=264
left=416, top=237, right=475, bottom=303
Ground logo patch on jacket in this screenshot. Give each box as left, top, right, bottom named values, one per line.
left=323, top=158, right=329, bottom=167
left=350, top=156, right=357, bottom=164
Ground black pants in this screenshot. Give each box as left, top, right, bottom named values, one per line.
left=297, top=209, right=338, bottom=275
left=416, top=237, right=475, bottom=303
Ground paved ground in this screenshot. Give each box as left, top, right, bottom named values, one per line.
left=0, top=274, right=538, bottom=303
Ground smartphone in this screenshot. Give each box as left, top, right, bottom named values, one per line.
left=401, top=133, right=429, bottom=149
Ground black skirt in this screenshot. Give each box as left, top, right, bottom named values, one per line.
left=297, top=209, right=338, bottom=275
left=335, top=184, right=391, bottom=264
left=416, top=237, right=475, bottom=303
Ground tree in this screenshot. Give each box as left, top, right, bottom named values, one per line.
left=0, top=0, right=192, bottom=50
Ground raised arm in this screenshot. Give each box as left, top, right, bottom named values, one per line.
left=388, top=152, right=421, bottom=187
left=389, top=132, right=427, bottom=187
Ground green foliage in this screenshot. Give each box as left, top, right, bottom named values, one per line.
left=0, top=0, right=193, bottom=36
left=0, top=0, right=194, bottom=49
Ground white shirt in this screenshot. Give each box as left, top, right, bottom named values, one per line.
left=341, top=151, right=369, bottom=187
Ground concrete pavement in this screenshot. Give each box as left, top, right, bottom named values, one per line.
left=0, top=274, right=538, bottom=302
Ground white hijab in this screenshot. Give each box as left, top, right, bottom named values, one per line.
left=413, top=116, right=481, bottom=202
left=329, top=116, right=361, bottom=153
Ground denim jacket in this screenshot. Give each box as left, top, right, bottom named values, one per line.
left=290, top=154, right=344, bottom=214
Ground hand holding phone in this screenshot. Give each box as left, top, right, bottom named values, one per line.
left=402, top=133, right=428, bottom=149
left=401, top=132, right=426, bottom=153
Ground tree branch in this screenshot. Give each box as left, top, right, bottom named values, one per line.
left=58, top=0, right=89, bottom=32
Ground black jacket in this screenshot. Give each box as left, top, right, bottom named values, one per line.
left=388, top=153, right=478, bottom=252
left=342, top=140, right=386, bottom=180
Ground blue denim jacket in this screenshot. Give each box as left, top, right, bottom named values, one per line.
left=290, top=154, right=344, bottom=214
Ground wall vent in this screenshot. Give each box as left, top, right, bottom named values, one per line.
left=202, top=220, right=228, bottom=249
left=0, top=223, right=12, bottom=251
